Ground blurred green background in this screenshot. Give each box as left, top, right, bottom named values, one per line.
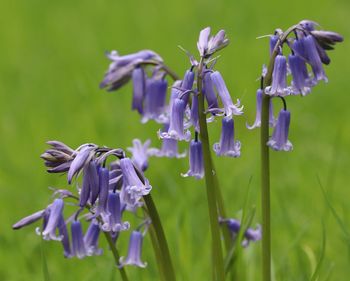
left=0, top=0, right=349, bottom=280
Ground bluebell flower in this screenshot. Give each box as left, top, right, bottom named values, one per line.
left=71, top=220, right=87, bottom=259
left=267, top=109, right=293, bottom=151
left=150, top=124, right=186, bottom=158
left=119, top=231, right=147, bottom=268
left=95, top=166, right=109, bottom=216
left=180, top=70, right=195, bottom=105
left=141, top=76, right=168, bottom=123
left=210, top=71, right=243, bottom=117
left=220, top=218, right=262, bottom=247
left=213, top=116, right=241, bottom=157
left=159, top=98, right=191, bottom=141
left=67, top=144, right=96, bottom=184
left=288, top=54, right=312, bottom=96
left=119, top=158, right=152, bottom=208
left=246, top=89, right=276, bottom=129
left=100, top=50, right=163, bottom=91
left=38, top=198, right=65, bottom=241
left=190, top=93, right=199, bottom=132
left=182, top=140, right=204, bottom=179
left=265, top=55, right=290, bottom=96
left=101, top=192, right=130, bottom=232
left=303, top=35, right=328, bottom=83
left=12, top=209, right=45, bottom=230
left=202, top=71, right=219, bottom=112
left=79, top=161, right=99, bottom=207
left=131, top=67, right=146, bottom=114
left=58, top=215, right=71, bottom=258
left=269, top=34, right=279, bottom=55
left=127, top=139, right=152, bottom=172
left=84, top=220, right=103, bottom=256
left=197, top=27, right=229, bottom=57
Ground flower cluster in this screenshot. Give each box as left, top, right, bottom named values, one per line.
left=13, top=141, right=150, bottom=267
left=220, top=218, right=262, bottom=247
left=248, top=20, right=343, bottom=151
left=100, top=27, right=244, bottom=179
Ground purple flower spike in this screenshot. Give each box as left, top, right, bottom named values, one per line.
left=67, top=145, right=95, bottom=184
left=159, top=98, right=191, bottom=141
left=131, top=67, right=145, bottom=114
left=247, top=89, right=276, bottom=130
left=71, top=220, right=87, bottom=259
left=12, top=209, right=45, bottom=230
left=119, top=158, right=152, bottom=208
left=181, top=140, right=204, bottom=179
left=58, top=215, right=71, bottom=258
left=101, top=192, right=129, bottom=232
left=288, top=54, right=312, bottom=96
left=202, top=71, right=219, bottom=111
left=267, top=109, right=293, bottom=152
left=210, top=71, right=243, bottom=117
left=84, top=220, right=103, bottom=256
left=213, top=116, right=241, bottom=158
left=265, top=55, right=290, bottom=96
left=119, top=231, right=147, bottom=268
left=303, top=35, right=328, bottom=83
left=141, top=77, right=168, bottom=123
left=127, top=139, right=151, bottom=171
left=150, top=124, right=186, bottom=158
left=41, top=198, right=64, bottom=241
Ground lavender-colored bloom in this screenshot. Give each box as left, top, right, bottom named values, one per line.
left=190, top=93, right=199, bottom=132
left=67, top=145, right=95, bottom=184
left=159, top=98, right=191, bottom=141
left=79, top=161, right=99, bottom=207
left=202, top=71, right=219, bottom=111
left=84, top=220, right=103, bottom=256
left=150, top=124, right=186, bottom=158
left=213, top=117, right=241, bottom=157
left=12, top=209, right=45, bottom=230
left=180, top=70, right=195, bottom=105
left=288, top=54, right=312, bottom=96
left=119, top=231, right=147, bottom=268
left=127, top=139, right=151, bottom=171
left=41, top=198, right=64, bottom=241
left=96, top=166, right=109, bottom=215
left=210, top=71, right=243, bottom=117
left=141, top=77, right=168, bottom=123
left=267, top=109, right=293, bottom=152
left=100, top=50, right=163, bottom=91
left=131, top=67, right=145, bottom=114
left=101, top=192, right=130, bottom=232
left=303, top=35, right=328, bottom=83
left=58, top=214, right=71, bottom=258
left=269, top=34, right=279, bottom=55
left=197, top=27, right=211, bottom=56
left=71, top=220, right=87, bottom=259
left=182, top=140, right=204, bottom=179
left=265, top=55, right=290, bottom=96
left=221, top=218, right=262, bottom=247
left=119, top=158, right=152, bottom=207
left=246, top=89, right=276, bottom=129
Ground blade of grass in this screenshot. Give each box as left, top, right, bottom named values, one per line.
left=310, top=223, right=326, bottom=281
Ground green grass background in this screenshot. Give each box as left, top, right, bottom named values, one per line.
left=0, top=0, right=349, bottom=280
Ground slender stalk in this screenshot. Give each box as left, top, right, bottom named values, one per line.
left=197, top=58, right=225, bottom=281
left=144, top=194, right=176, bottom=281
left=260, top=25, right=299, bottom=281
left=103, top=232, right=129, bottom=281
left=148, top=223, right=167, bottom=281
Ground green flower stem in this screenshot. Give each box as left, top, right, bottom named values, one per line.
left=197, top=58, right=225, bottom=281
left=144, top=194, right=176, bottom=281
left=260, top=25, right=298, bottom=281
left=103, top=232, right=129, bottom=281
left=148, top=223, right=167, bottom=281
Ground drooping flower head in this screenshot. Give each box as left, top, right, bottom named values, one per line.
left=119, top=231, right=147, bottom=268
left=267, top=109, right=292, bottom=152
left=182, top=139, right=204, bottom=179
